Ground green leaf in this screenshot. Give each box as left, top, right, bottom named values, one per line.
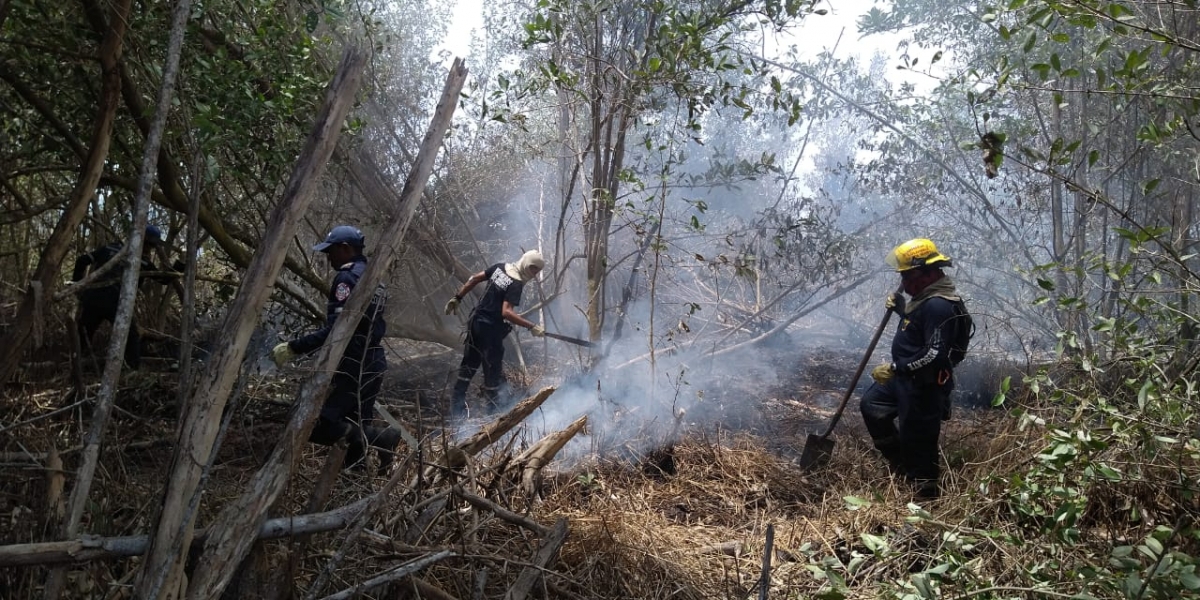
left=812, top=591, right=846, bottom=600
left=1181, top=571, right=1200, bottom=590
left=912, top=573, right=936, bottom=598
left=924, top=562, right=951, bottom=576
left=843, top=495, right=872, bottom=510
left=1037, top=278, right=1056, bottom=291
left=861, top=533, right=888, bottom=554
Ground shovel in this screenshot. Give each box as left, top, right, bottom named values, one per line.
left=799, top=285, right=902, bottom=470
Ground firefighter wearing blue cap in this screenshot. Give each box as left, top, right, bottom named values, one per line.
left=71, top=225, right=170, bottom=369
left=272, top=225, right=401, bottom=474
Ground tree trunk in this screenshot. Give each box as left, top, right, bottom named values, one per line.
left=131, top=47, right=369, bottom=600
left=0, top=0, right=131, bottom=386
left=181, top=58, right=468, bottom=600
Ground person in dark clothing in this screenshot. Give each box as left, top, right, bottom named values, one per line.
left=859, top=238, right=970, bottom=500
left=272, top=225, right=401, bottom=474
left=444, top=250, right=547, bottom=416
left=72, top=225, right=169, bottom=369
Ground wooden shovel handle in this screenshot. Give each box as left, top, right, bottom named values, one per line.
left=816, top=284, right=903, bottom=439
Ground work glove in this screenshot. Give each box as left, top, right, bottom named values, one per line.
left=272, top=342, right=297, bottom=367
left=530, top=324, right=545, bottom=338
left=885, top=292, right=906, bottom=314
left=870, top=362, right=895, bottom=385
left=444, top=296, right=461, bottom=315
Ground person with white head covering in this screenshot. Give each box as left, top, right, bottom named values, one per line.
left=444, top=249, right=547, bottom=415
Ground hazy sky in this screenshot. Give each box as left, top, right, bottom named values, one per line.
left=433, top=0, right=916, bottom=75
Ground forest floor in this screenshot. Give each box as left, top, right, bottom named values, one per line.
left=0, top=340, right=1017, bottom=599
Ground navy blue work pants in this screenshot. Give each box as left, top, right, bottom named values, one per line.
left=310, top=349, right=386, bottom=467
left=77, top=287, right=141, bottom=369
left=452, top=318, right=509, bottom=411
left=859, top=374, right=951, bottom=482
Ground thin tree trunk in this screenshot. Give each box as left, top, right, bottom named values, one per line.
left=131, top=47, right=369, bottom=600
left=31, top=1, right=134, bottom=596
left=56, top=0, right=192, bottom=564
left=0, top=0, right=131, bottom=387
left=181, top=58, right=468, bottom=600
left=52, top=1, right=193, bottom=595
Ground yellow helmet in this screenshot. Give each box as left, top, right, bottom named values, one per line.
left=887, top=238, right=952, bottom=272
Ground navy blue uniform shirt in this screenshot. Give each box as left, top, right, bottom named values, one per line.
left=891, top=296, right=958, bottom=377
left=289, top=255, right=387, bottom=369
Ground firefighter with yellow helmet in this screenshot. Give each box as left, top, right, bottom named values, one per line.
left=860, top=238, right=972, bottom=499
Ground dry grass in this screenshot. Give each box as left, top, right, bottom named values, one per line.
left=3, top=355, right=1192, bottom=599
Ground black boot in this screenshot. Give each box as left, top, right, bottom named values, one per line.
left=912, top=478, right=940, bottom=500
left=367, top=426, right=404, bottom=476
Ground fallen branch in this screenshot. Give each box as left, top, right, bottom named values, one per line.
left=0, top=498, right=369, bottom=568
left=432, top=386, right=558, bottom=472
left=453, top=487, right=551, bottom=537
left=512, top=415, right=588, bottom=497
left=315, top=550, right=454, bottom=600
left=504, top=518, right=569, bottom=600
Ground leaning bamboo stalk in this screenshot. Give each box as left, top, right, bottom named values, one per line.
left=132, top=46, right=368, bottom=600
left=184, top=58, right=469, bottom=600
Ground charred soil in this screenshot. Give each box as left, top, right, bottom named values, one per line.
left=1, top=344, right=1013, bottom=599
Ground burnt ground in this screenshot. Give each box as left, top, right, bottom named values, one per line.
left=0, top=336, right=1016, bottom=598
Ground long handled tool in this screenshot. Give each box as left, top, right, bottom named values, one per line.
left=799, top=286, right=902, bottom=470
left=543, top=331, right=594, bottom=347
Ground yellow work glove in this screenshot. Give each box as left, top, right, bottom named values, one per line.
left=272, top=342, right=297, bottom=367
left=884, top=292, right=905, bottom=314
left=444, top=296, right=461, bottom=315
left=530, top=324, right=546, bottom=337
left=870, top=362, right=895, bottom=385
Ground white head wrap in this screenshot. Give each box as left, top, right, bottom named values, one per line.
left=504, top=250, right=545, bottom=282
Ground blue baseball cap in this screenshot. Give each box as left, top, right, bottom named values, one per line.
left=145, top=225, right=165, bottom=245
left=312, top=225, right=365, bottom=252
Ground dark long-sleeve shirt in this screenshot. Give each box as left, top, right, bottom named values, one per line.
left=288, top=255, right=387, bottom=369
left=72, top=242, right=157, bottom=286
left=891, top=296, right=959, bottom=377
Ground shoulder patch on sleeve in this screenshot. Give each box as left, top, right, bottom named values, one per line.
left=335, top=282, right=352, bottom=301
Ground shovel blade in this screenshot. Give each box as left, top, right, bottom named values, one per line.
left=799, top=433, right=834, bottom=470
